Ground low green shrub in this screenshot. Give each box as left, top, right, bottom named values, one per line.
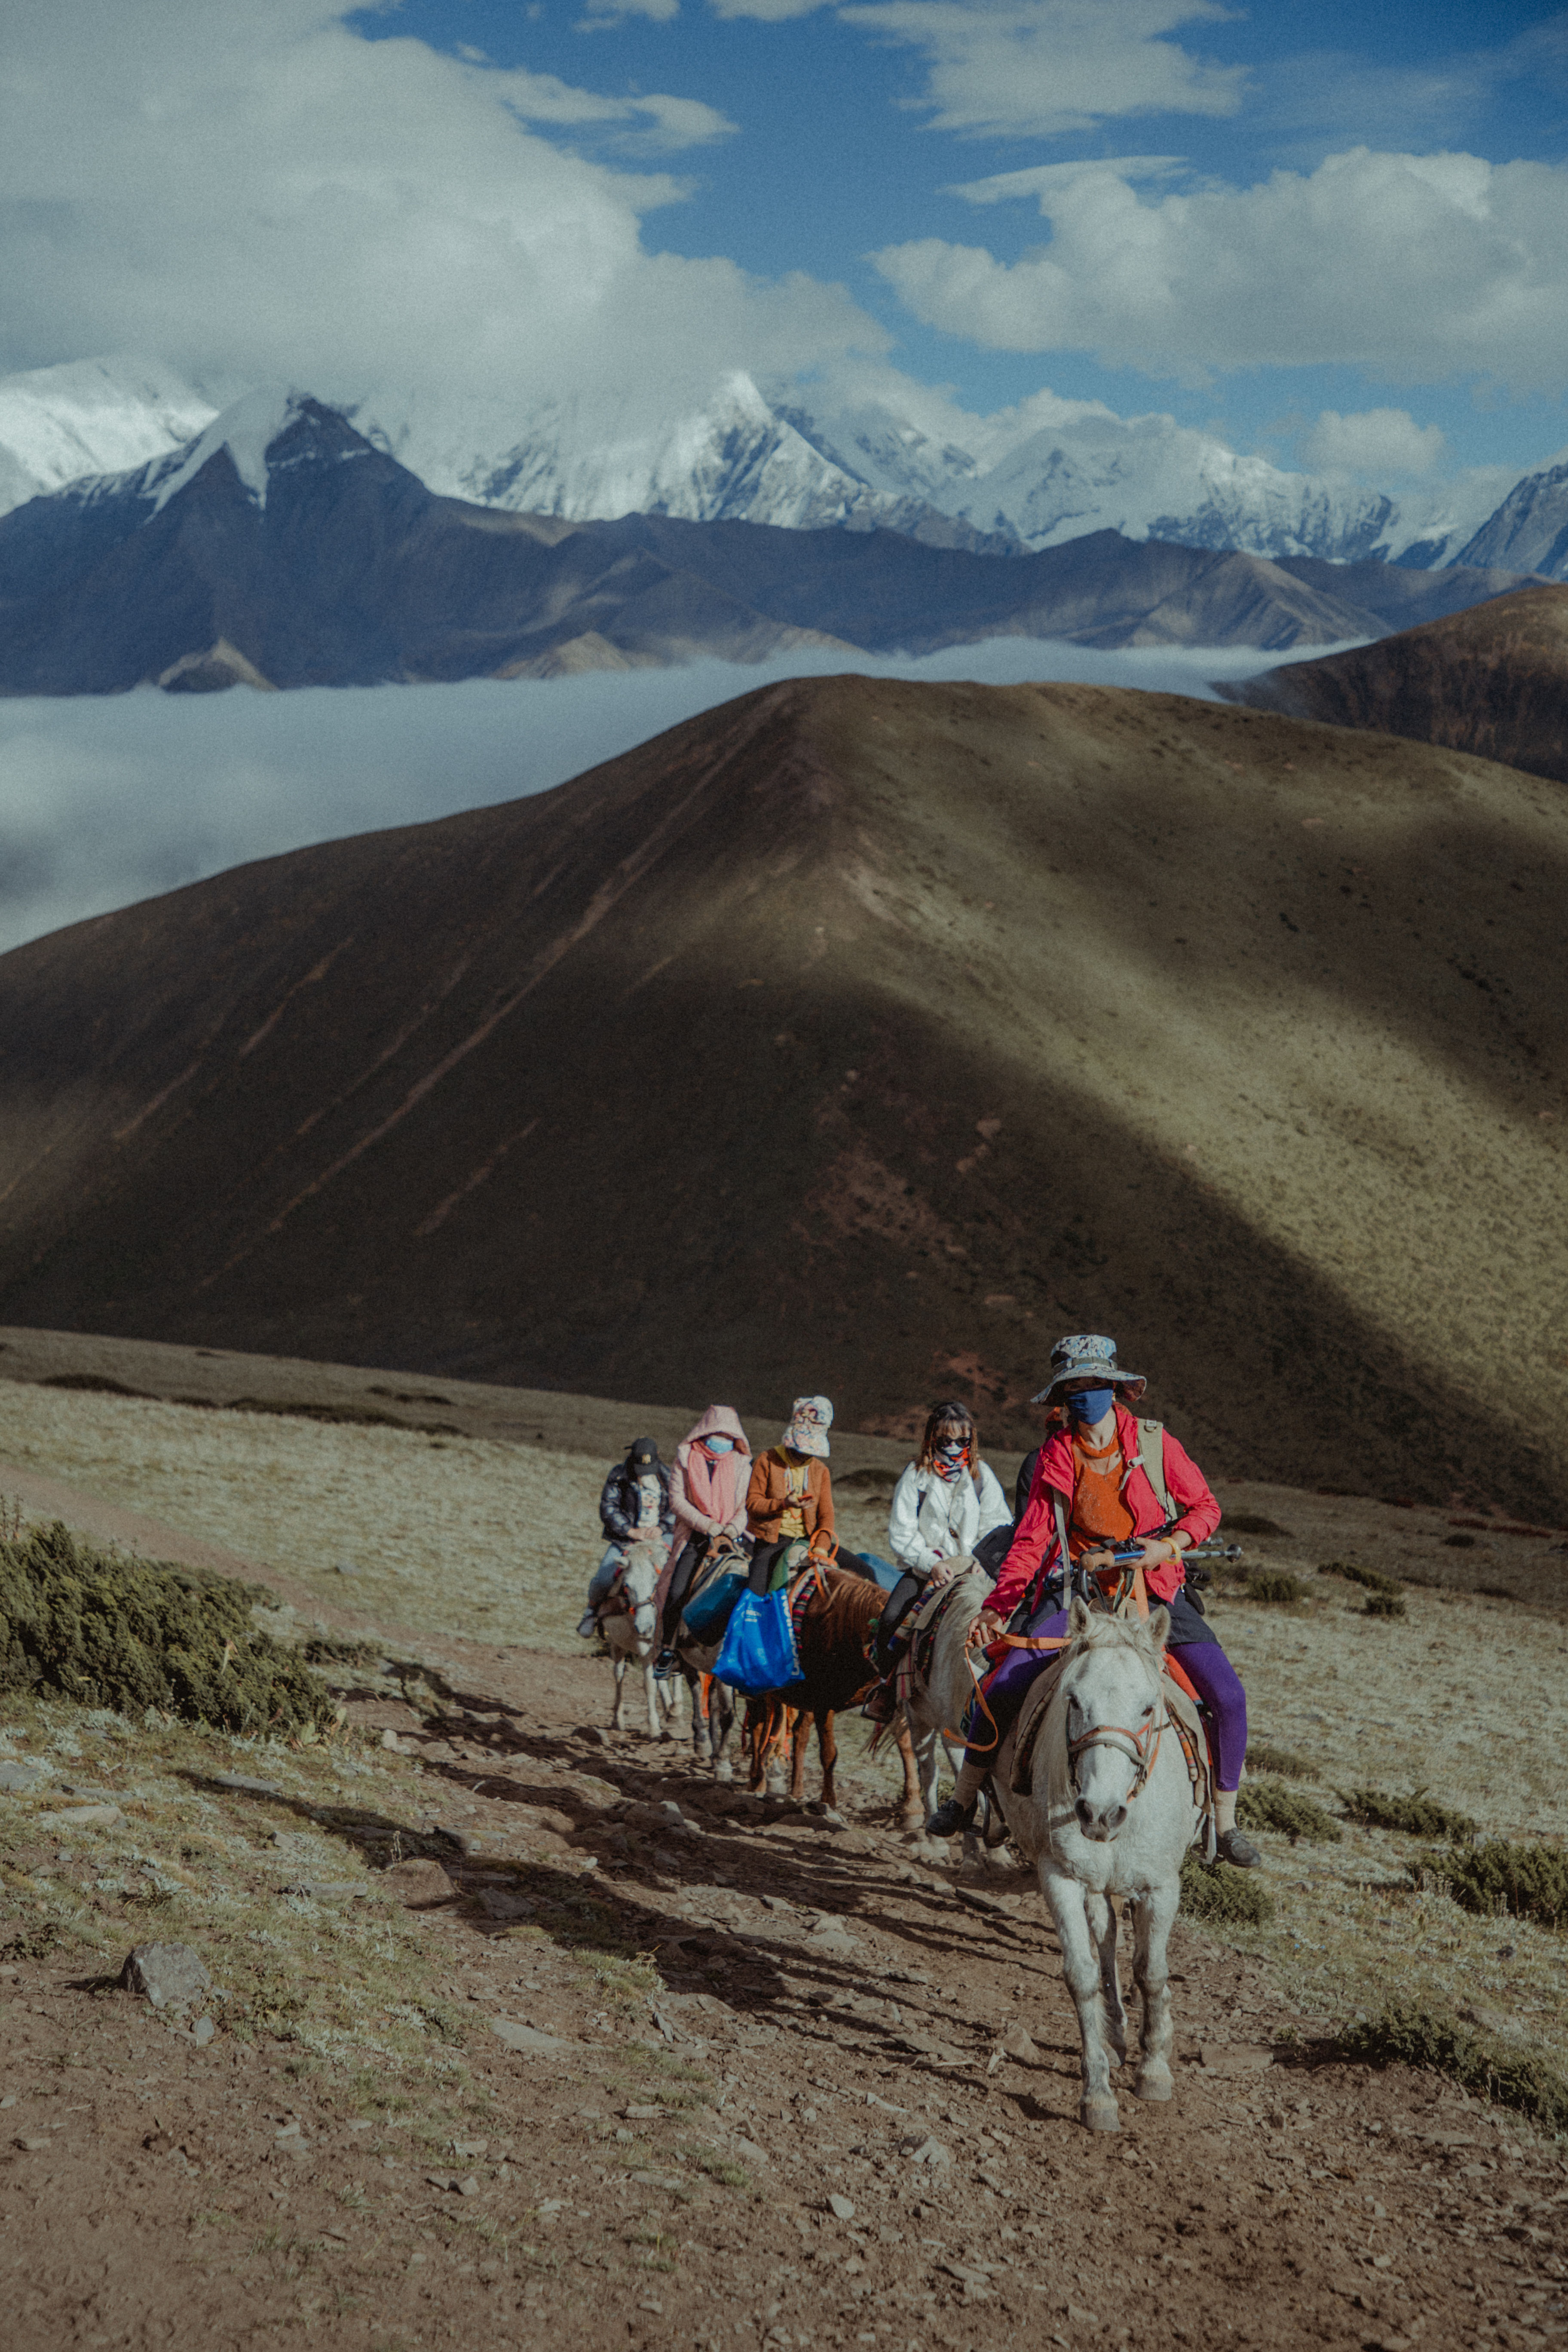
left=1237, top=1779, right=1342, bottom=1845
left=1360, top=1592, right=1408, bottom=1619
left=0, top=1519, right=334, bottom=1734
left=1336, top=2001, right=1568, bottom=2135
left=1179, top=1852, right=1274, bottom=1924
left=1419, top=1840, right=1568, bottom=1931
left=1339, top=1787, right=1476, bottom=1842
left=1222, top=1514, right=1295, bottom=1539
left=1245, top=1741, right=1319, bottom=1782
left=1241, top=1571, right=1305, bottom=1605
left=1318, top=1559, right=1402, bottom=1597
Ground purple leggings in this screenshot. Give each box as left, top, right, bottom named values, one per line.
left=965, top=1604, right=1248, bottom=1791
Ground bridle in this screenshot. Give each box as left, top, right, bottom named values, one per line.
left=1066, top=1695, right=1167, bottom=1802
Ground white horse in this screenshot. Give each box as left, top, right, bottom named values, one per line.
left=992, top=1598, right=1199, bottom=2131
left=897, top=1562, right=1008, bottom=1862
left=600, top=1548, right=675, bottom=1740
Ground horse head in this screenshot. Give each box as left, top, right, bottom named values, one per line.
left=1059, top=1596, right=1171, bottom=1843
left=618, top=1547, right=662, bottom=1642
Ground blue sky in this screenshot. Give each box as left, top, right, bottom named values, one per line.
left=6, top=2, right=1568, bottom=489
left=337, top=0, right=1568, bottom=475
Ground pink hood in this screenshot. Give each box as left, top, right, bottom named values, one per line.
left=670, top=1405, right=752, bottom=1537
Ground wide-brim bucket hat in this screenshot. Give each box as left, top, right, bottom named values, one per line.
left=1031, top=1334, right=1146, bottom=1406
left=783, top=1395, right=833, bottom=1459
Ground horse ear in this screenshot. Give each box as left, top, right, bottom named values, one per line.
left=1147, top=1604, right=1171, bottom=1654
left=1067, top=1595, right=1091, bottom=1637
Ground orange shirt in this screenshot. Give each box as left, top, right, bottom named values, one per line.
left=1069, top=1428, right=1136, bottom=1554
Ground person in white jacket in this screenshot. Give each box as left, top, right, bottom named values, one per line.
left=889, top=1401, right=1011, bottom=1584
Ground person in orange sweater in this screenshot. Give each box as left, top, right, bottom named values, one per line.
left=744, top=1395, right=836, bottom=1594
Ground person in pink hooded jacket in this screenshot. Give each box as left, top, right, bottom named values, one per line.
left=925, top=1333, right=1258, bottom=1868
left=655, top=1405, right=753, bottom=1654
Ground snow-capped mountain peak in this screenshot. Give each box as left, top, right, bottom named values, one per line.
left=147, top=389, right=370, bottom=514
left=0, top=355, right=217, bottom=516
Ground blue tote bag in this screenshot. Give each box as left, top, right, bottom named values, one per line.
left=714, top=1586, right=801, bottom=1697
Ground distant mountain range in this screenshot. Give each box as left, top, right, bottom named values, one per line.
left=1222, top=582, right=1568, bottom=788
left=0, top=395, right=1544, bottom=693
left=0, top=354, right=1555, bottom=572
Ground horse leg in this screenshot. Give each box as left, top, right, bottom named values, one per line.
left=712, top=1681, right=736, bottom=1782
left=1042, top=1869, right=1120, bottom=2132
left=911, top=1719, right=941, bottom=1821
left=1096, top=1893, right=1129, bottom=2070
left=892, top=1718, right=923, bottom=1830
left=1130, top=1877, right=1179, bottom=2102
left=816, top=1709, right=838, bottom=1815
left=789, top=1706, right=811, bottom=1802
left=611, top=1650, right=627, bottom=1733
left=643, top=1656, right=662, bottom=1740
left=689, top=1671, right=710, bottom=1762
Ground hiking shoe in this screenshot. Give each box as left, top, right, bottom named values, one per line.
left=1216, top=1828, right=1262, bottom=1869
left=576, top=1612, right=598, bottom=1639
left=925, top=1796, right=978, bottom=1839
left=652, top=1649, right=677, bottom=1680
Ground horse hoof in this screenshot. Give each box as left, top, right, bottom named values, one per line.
left=1134, top=2066, right=1173, bottom=2103
left=1081, top=2097, right=1120, bottom=2133
left=714, top=1763, right=734, bottom=1784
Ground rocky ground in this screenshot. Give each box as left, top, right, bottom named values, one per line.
left=2, top=1335, right=1567, bottom=2349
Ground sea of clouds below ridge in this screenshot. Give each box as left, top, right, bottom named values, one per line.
left=0, top=640, right=1315, bottom=954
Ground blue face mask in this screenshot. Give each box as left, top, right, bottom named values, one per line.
left=1065, top=1385, right=1115, bottom=1424
left=704, top=1434, right=735, bottom=1455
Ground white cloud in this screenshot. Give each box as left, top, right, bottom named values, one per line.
left=834, top=0, right=1246, bottom=139
left=1302, top=407, right=1446, bottom=481
left=0, top=643, right=1285, bottom=954
left=708, top=0, right=831, bottom=19
left=875, top=147, right=1568, bottom=389
left=578, top=0, right=682, bottom=24
left=0, top=2, right=874, bottom=421
left=490, top=67, right=735, bottom=150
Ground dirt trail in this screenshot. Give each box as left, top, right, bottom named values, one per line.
left=3, top=1575, right=1564, bottom=2351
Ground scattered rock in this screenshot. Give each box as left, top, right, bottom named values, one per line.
left=733, top=2137, right=769, bottom=2165
left=999, top=2023, right=1038, bottom=2062
left=14, top=2135, right=51, bottom=2152
left=121, top=1942, right=213, bottom=2011
left=478, top=1888, right=536, bottom=1921
left=901, top=2135, right=952, bottom=2170
left=826, top=2193, right=855, bottom=2220
left=0, top=1760, right=48, bottom=1792
left=383, top=1859, right=454, bottom=1908
left=282, top=1880, right=370, bottom=1901
left=1199, top=2043, right=1275, bottom=2074
left=212, top=1773, right=285, bottom=1798
left=36, top=1803, right=124, bottom=1832
left=380, top=1729, right=402, bottom=1751
left=190, top=2015, right=216, bottom=2048
left=488, top=2018, right=579, bottom=2058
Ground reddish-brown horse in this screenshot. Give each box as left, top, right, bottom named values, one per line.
left=744, top=1565, right=923, bottom=1828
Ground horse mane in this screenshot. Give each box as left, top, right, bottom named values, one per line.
left=1069, top=1606, right=1168, bottom=1660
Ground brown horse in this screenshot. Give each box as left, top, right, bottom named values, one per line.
left=744, top=1565, right=923, bottom=1829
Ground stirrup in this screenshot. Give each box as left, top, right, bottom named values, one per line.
left=925, top=1795, right=977, bottom=1838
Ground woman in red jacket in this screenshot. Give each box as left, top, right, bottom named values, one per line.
left=925, top=1333, right=1259, bottom=1868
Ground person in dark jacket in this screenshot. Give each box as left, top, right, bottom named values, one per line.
left=577, top=1437, right=675, bottom=1636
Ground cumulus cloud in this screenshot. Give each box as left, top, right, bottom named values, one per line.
left=0, top=1, right=876, bottom=418
left=1302, top=407, right=1446, bottom=480
left=0, top=643, right=1284, bottom=954
left=875, top=147, right=1568, bottom=389
left=834, top=0, right=1246, bottom=139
